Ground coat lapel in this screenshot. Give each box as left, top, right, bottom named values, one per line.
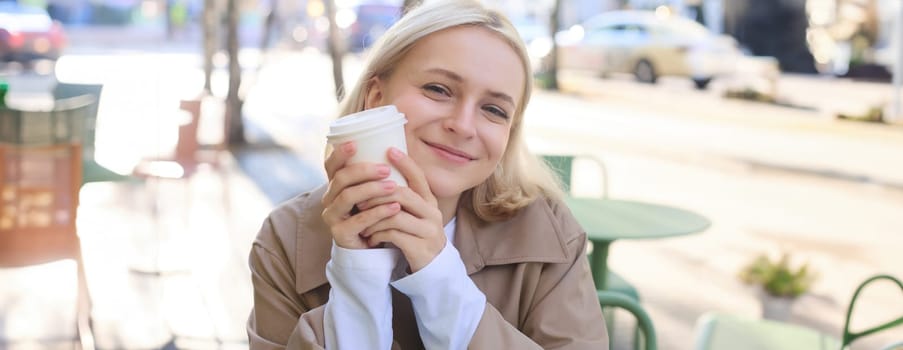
left=293, top=185, right=332, bottom=295
left=454, top=197, right=570, bottom=276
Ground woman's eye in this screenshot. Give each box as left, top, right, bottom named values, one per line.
left=423, top=84, right=450, bottom=96
left=484, top=105, right=509, bottom=120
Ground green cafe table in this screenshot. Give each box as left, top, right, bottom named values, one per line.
left=564, top=197, right=711, bottom=290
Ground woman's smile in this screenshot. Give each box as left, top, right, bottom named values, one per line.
left=423, top=140, right=475, bottom=164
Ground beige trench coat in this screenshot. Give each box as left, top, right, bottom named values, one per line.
left=247, top=185, right=608, bottom=349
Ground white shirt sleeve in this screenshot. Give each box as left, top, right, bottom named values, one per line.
left=390, top=238, right=486, bottom=350
left=324, top=243, right=400, bottom=350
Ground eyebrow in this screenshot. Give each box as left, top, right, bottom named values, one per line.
left=424, top=68, right=516, bottom=107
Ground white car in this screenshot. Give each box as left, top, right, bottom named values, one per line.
left=555, top=10, right=763, bottom=89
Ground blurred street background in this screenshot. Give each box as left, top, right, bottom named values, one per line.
left=1, top=0, right=903, bottom=349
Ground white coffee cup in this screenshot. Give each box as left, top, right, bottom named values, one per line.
left=327, top=105, right=408, bottom=186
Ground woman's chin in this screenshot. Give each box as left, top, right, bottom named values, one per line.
left=423, top=170, right=483, bottom=199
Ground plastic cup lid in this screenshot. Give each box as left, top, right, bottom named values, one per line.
left=327, top=105, right=406, bottom=140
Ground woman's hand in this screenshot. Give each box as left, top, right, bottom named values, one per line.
left=358, top=147, right=447, bottom=272
left=321, top=142, right=402, bottom=249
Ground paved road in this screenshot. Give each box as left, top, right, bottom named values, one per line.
left=555, top=71, right=903, bottom=188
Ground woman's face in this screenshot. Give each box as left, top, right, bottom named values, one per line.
left=366, top=25, right=526, bottom=202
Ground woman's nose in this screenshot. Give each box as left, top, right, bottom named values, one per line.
left=442, top=106, right=477, bottom=138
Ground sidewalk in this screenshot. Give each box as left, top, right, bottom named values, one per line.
left=1, top=24, right=329, bottom=347
left=0, top=152, right=274, bottom=349
left=778, top=73, right=899, bottom=121
left=0, top=52, right=283, bottom=348
left=555, top=71, right=903, bottom=189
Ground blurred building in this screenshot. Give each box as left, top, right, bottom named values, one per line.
left=723, top=0, right=818, bottom=73
left=805, top=0, right=896, bottom=78
left=623, top=0, right=895, bottom=76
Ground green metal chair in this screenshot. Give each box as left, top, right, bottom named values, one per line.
left=541, top=154, right=645, bottom=348
left=599, top=290, right=657, bottom=350
left=53, top=82, right=133, bottom=185
left=540, top=154, right=608, bottom=198
left=541, top=155, right=637, bottom=297
left=694, top=274, right=903, bottom=350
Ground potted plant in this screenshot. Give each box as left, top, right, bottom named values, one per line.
left=739, top=252, right=817, bottom=321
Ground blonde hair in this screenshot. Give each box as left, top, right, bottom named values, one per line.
left=337, top=0, right=563, bottom=222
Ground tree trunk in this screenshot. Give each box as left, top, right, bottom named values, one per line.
left=545, top=0, right=562, bottom=90
left=402, top=0, right=420, bottom=14
left=225, top=0, right=245, bottom=144
left=165, top=0, right=174, bottom=39
left=260, top=0, right=278, bottom=52
left=324, top=0, right=345, bottom=101
left=202, top=0, right=216, bottom=93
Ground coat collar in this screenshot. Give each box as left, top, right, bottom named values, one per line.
left=452, top=196, right=571, bottom=275
left=293, top=185, right=571, bottom=294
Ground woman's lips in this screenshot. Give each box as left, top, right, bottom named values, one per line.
left=424, top=141, right=475, bottom=164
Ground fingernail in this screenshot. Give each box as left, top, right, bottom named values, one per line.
left=382, top=180, right=396, bottom=190
left=377, top=164, right=390, bottom=176
left=389, top=202, right=400, bottom=210
left=342, top=142, right=354, bottom=154
left=388, top=148, right=403, bottom=160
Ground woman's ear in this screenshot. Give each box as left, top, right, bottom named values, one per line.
left=364, top=77, right=385, bottom=110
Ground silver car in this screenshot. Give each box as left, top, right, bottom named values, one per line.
left=556, top=10, right=748, bottom=89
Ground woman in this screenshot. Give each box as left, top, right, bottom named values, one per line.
left=247, top=0, right=607, bottom=348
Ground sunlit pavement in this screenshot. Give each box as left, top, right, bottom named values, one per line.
left=0, top=148, right=270, bottom=348
left=528, top=74, right=903, bottom=349
left=3, top=24, right=903, bottom=349
left=554, top=71, right=903, bottom=188
left=1, top=42, right=274, bottom=347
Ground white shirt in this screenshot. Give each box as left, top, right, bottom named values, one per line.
left=323, top=218, right=486, bottom=349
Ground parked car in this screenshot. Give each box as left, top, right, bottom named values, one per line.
left=555, top=10, right=764, bottom=89
left=0, top=2, right=66, bottom=63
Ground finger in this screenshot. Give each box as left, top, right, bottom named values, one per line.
left=324, top=141, right=355, bottom=179
left=367, top=229, right=446, bottom=272
left=333, top=202, right=401, bottom=241
left=394, top=187, right=442, bottom=220
left=358, top=187, right=437, bottom=220
left=360, top=210, right=419, bottom=238
left=354, top=192, right=396, bottom=211
left=387, top=147, right=435, bottom=202
left=321, top=180, right=397, bottom=225
left=366, top=229, right=415, bottom=251
left=321, top=162, right=391, bottom=208
left=355, top=184, right=414, bottom=210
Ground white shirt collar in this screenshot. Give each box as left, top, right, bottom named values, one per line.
left=444, top=217, right=457, bottom=244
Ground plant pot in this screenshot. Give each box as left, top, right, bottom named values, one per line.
left=758, top=290, right=795, bottom=321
